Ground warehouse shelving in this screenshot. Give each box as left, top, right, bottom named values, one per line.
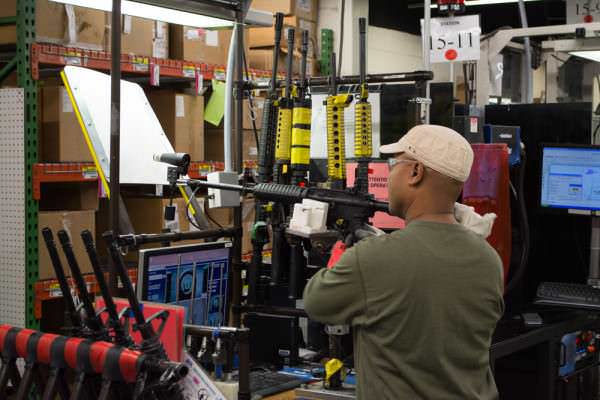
left=33, top=160, right=259, bottom=200
left=31, top=42, right=276, bottom=84
left=0, top=0, right=270, bottom=328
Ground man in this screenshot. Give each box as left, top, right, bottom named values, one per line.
left=303, top=125, right=504, bottom=400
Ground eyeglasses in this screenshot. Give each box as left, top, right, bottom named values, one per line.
left=387, top=158, right=417, bottom=171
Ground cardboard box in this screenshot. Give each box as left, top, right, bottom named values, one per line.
left=248, top=48, right=317, bottom=76
left=1, top=0, right=106, bottom=47
left=250, top=17, right=316, bottom=56
left=205, top=129, right=258, bottom=162
left=40, top=183, right=99, bottom=212
left=106, top=15, right=169, bottom=58
left=251, top=0, right=318, bottom=22
left=125, top=197, right=192, bottom=235
left=170, top=27, right=248, bottom=65
left=0, top=0, right=16, bottom=45
left=147, top=91, right=204, bottom=160
left=41, top=86, right=93, bottom=162
left=38, top=210, right=96, bottom=280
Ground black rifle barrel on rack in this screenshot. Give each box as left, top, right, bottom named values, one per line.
left=299, top=30, right=309, bottom=98
left=57, top=230, right=108, bottom=339
left=80, top=230, right=133, bottom=348
left=41, top=228, right=83, bottom=331
left=359, top=18, right=367, bottom=85
left=257, top=12, right=284, bottom=184
left=250, top=12, right=285, bottom=305
left=102, top=231, right=168, bottom=360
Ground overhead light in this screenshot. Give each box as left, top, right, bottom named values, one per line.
left=49, top=0, right=234, bottom=28
left=415, top=0, right=544, bottom=9
left=570, top=51, right=600, bottom=62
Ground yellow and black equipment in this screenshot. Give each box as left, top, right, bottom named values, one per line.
left=273, top=28, right=296, bottom=185
left=326, top=52, right=353, bottom=190
left=353, top=17, right=372, bottom=194
left=290, top=29, right=312, bottom=186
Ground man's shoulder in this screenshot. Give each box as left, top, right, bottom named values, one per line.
left=353, top=229, right=413, bottom=254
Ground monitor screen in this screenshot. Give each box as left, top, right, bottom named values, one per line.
left=541, top=145, right=600, bottom=211
left=138, top=242, right=232, bottom=326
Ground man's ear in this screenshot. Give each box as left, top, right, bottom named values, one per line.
left=407, top=162, right=425, bottom=186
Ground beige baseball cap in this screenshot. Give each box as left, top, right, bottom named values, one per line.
left=379, top=124, right=474, bottom=182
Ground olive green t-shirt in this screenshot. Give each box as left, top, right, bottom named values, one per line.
left=303, top=221, right=504, bottom=400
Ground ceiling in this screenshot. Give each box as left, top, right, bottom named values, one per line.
left=369, top=0, right=567, bottom=35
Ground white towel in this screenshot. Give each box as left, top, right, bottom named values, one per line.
left=454, top=203, right=497, bottom=239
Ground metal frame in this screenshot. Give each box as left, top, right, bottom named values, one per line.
left=0, top=89, right=27, bottom=328
left=476, top=22, right=600, bottom=105
left=16, top=0, right=40, bottom=329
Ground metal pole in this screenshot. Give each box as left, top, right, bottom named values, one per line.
left=518, top=0, right=533, bottom=103
left=422, top=0, right=431, bottom=124
left=109, top=0, right=122, bottom=293
left=230, top=8, right=245, bottom=327
left=224, top=25, right=237, bottom=172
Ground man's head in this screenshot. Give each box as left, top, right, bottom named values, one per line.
left=379, top=125, right=474, bottom=219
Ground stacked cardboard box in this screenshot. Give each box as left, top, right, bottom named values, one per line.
left=170, top=27, right=249, bottom=66
left=40, top=85, right=93, bottom=163
left=205, top=129, right=259, bottom=162
left=106, top=15, right=169, bottom=58
left=38, top=183, right=99, bottom=280
left=248, top=0, right=318, bottom=75
left=0, top=1, right=168, bottom=57
left=247, top=48, right=317, bottom=76
left=147, top=91, right=205, bottom=160
left=251, top=0, right=318, bottom=21
left=248, top=17, right=317, bottom=57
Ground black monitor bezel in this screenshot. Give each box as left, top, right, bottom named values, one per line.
left=138, top=241, right=233, bottom=303
left=539, top=142, right=600, bottom=214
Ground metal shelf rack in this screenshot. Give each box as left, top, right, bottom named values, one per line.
left=32, top=160, right=259, bottom=200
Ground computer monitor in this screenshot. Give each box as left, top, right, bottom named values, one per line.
left=137, top=241, right=232, bottom=326
left=540, top=144, right=600, bottom=212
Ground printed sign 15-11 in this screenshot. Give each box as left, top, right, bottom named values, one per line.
left=423, top=15, right=481, bottom=63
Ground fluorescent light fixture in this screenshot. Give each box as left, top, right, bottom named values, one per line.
left=49, top=0, right=234, bottom=28
left=427, top=0, right=543, bottom=8
left=570, top=51, right=600, bottom=62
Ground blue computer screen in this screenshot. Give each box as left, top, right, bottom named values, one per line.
left=541, top=146, right=600, bottom=211
left=141, top=243, right=231, bottom=326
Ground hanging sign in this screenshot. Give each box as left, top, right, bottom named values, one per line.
left=422, top=15, right=481, bottom=63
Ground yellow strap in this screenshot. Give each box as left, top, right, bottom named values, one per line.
left=325, top=358, right=344, bottom=382
left=61, top=71, right=111, bottom=197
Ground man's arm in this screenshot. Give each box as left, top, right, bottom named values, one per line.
left=303, top=246, right=367, bottom=326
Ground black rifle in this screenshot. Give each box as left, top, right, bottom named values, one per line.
left=102, top=231, right=185, bottom=399
left=41, top=228, right=84, bottom=336
left=353, top=17, right=372, bottom=195
left=80, top=230, right=134, bottom=348
left=57, top=230, right=109, bottom=342
left=251, top=12, right=285, bottom=305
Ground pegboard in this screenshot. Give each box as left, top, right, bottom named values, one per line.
left=0, top=88, right=26, bottom=327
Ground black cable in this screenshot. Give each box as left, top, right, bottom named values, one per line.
left=338, top=0, right=345, bottom=76
left=204, top=197, right=224, bottom=229
left=242, top=48, right=260, bottom=150
left=505, top=147, right=530, bottom=294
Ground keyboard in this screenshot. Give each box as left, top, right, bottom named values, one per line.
left=535, top=282, right=600, bottom=309
left=250, top=370, right=304, bottom=397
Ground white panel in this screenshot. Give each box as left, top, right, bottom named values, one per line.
left=62, top=66, right=175, bottom=185
left=0, top=89, right=26, bottom=326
